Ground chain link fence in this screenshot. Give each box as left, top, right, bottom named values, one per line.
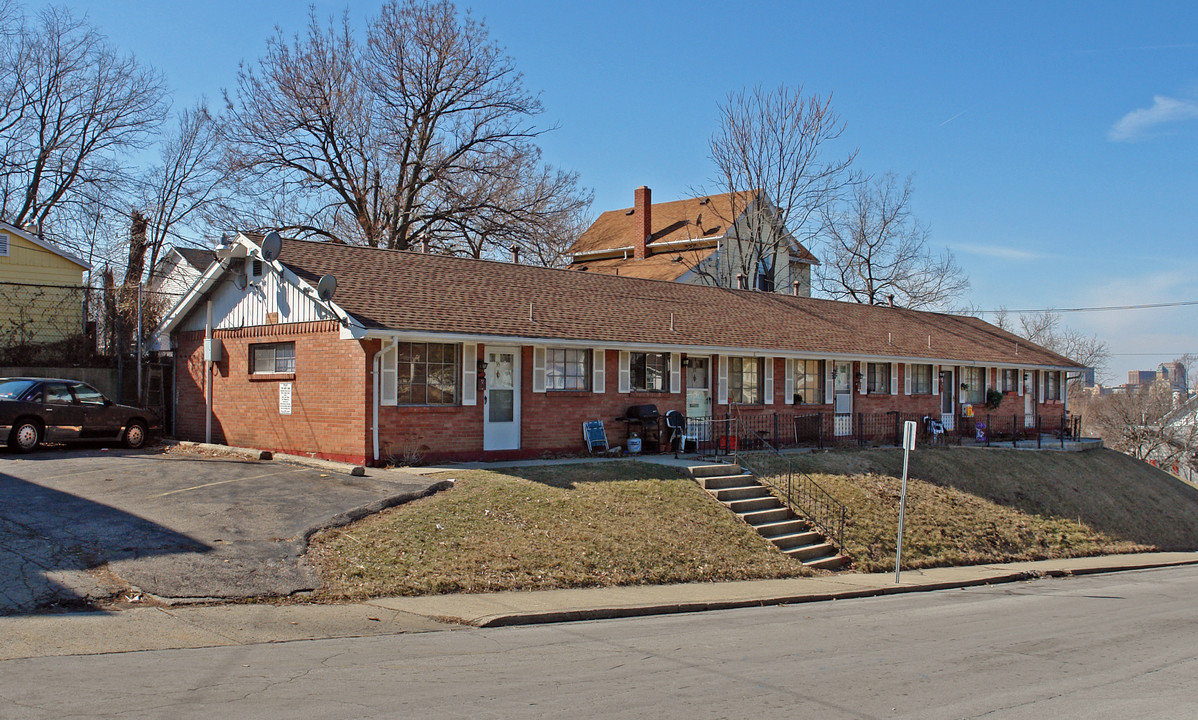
left=0, top=280, right=181, bottom=367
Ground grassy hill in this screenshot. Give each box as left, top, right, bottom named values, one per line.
left=307, top=448, right=1198, bottom=598
left=784, top=447, right=1198, bottom=572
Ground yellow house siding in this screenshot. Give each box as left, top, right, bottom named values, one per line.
left=0, top=232, right=88, bottom=285
left=0, top=232, right=88, bottom=347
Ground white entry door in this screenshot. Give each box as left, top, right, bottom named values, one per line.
left=685, top=356, right=711, bottom=441
left=484, top=347, right=520, bottom=451
left=1024, top=379, right=1035, bottom=427
left=940, top=368, right=956, bottom=431
left=833, top=361, right=852, bottom=435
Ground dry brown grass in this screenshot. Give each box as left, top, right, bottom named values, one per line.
left=787, top=447, right=1198, bottom=572
left=308, top=447, right=1198, bottom=598
left=308, top=461, right=809, bottom=599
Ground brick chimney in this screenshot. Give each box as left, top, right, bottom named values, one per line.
left=633, top=186, right=651, bottom=260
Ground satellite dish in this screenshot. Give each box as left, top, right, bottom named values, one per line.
left=261, top=231, right=282, bottom=262
left=316, top=274, right=338, bottom=302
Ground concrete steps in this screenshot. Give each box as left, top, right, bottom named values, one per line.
left=689, top=463, right=848, bottom=570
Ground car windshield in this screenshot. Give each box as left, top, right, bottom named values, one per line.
left=0, top=379, right=37, bottom=400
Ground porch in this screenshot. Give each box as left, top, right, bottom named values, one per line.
left=685, top=410, right=1096, bottom=455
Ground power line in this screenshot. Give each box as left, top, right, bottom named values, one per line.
left=974, top=300, right=1198, bottom=314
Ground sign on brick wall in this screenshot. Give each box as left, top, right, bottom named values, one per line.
left=279, top=382, right=292, bottom=415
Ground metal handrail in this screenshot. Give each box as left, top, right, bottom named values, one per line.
left=728, top=411, right=847, bottom=549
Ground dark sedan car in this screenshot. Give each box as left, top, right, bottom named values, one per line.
left=0, top=377, right=161, bottom=452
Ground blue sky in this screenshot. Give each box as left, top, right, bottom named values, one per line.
left=51, top=0, right=1198, bottom=382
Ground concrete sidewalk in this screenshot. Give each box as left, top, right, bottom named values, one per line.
left=3, top=552, right=1195, bottom=661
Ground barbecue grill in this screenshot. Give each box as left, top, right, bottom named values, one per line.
left=619, top=404, right=662, bottom=454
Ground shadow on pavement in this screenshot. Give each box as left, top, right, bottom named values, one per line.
left=0, top=472, right=210, bottom=614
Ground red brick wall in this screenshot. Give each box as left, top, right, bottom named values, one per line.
left=175, top=321, right=371, bottom=464
left=175, top=332, right=1073, bottom=465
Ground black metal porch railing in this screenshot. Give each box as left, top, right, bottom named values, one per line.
left=686, top=409, right=1083, bottom=453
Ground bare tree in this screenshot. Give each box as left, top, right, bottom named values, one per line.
left=139, top=100, right=231, bottom=279
left=438, top=146, right=591, bottom=264
left=1087, top=381, right=1195, bottom=467
left=992, top=307, right=1111, bottom=384
left=818, top=172, right=969, bottom=310
left=698, top=84, right=856, bottom=290
left=221, top=1, right=581, bottom=253
left=0, top=5, right=167, bottom=229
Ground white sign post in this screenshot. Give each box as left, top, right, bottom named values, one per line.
left=895, top=420, right=917, bottom=584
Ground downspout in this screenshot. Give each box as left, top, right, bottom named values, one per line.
left=205, top=300, right=213, bottom=444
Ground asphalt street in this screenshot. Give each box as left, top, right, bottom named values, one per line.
left=2, top=564, right=1196, bottom=719
left=0, top=447, right=441, bottom=612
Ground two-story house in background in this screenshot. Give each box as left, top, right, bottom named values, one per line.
left=568, top=187, right=819, bottom=296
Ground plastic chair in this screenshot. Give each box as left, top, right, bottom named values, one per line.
left=582, top=420, right=608, bottom=454
left=663, top=410, right=697, bottom=458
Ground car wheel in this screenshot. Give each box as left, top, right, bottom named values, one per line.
left=122, top=421, right=148, bottom=449
left=8, top=419, right=41, bottom=453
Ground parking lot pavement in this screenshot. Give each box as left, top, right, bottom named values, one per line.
left=0, top=447, right=445, bottom=614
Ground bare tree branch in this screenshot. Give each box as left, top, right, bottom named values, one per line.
left=219, top=1, right=584, bottom=254
left=817, top=172, right=969, bottom=310
left=696, top=84, right=855, bottom=291
left=0, top=5, right=167, bottom=229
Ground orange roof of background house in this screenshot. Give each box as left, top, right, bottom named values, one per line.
left=571, top=191, right=749, bottom=252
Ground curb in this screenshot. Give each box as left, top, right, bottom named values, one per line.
left=301, top=480, right=454, bottom=544
left=463, top=558, right=1198, bottom=628
left=171, top=440, right=368, bottom=476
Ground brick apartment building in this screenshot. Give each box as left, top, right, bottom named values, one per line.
left=155, top=233, right=1084, bottom=465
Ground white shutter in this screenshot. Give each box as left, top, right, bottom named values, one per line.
left=670, top=353, right=681, bottom=394
left=618, top=351, right=631, bottom=393
left=380, top=341, right=398, bottom=406
left=1039, top=371, right=1045, bottom=402
left=717, top=356, right=729, bottom=405
left=764, top=358, right=774, bottom=405
left=904, top=364, right=912, bottom=395
left=532, top=346, right=546, bottom=393
left=825, top=360, right=834, bottom=403
left=861, top=362, right=869, bottom=395
left=890, top=362, right=898, bottom=395
left=592, top=348, right=605, bottom=394
left=1018, top=369, right=1025, bottom=396
left=784, top=358, right=795, bottom=405
left=461, top=343, right=477, bottom=406
left=932, top=365, right=940, bottom=396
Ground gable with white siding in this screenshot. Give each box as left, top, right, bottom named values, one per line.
left=179, top=265, right=336, bottom=332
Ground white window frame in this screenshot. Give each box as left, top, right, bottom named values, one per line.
left=251, top=341, right=295, bottom=374
left=395, top=341, right=460, bottom=406
left=866, top=362, right=891, bottom=395
left=543, top=347, right=591, bottom=391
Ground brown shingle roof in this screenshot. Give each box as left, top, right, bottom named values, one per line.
left=276, top=238, right=1081, bottom=368
left=175, top=247, right=216, bottom=272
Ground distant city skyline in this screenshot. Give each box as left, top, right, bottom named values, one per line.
left=46, top=0, right=1198, bottom=381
